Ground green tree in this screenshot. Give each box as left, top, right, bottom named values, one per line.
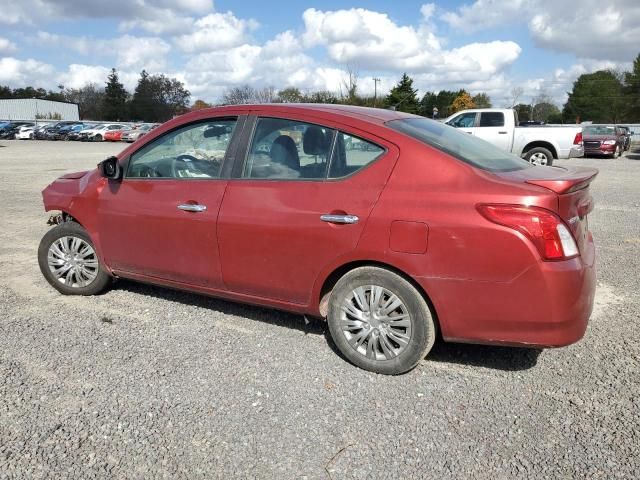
left=563, top=70, right=625, bottom=123
left=418, top=91, right=437, bottom=117
left=514, top=103, right=531, bottom=122
left=624, top=53, right=640, bottom=122
left=129, top=70, right=154, bottom=121
left=102, top=68, right=128, bottom=121
left=277, top=87, right=304, bottom=103
left=472, top=92, right=492, bottom=108
left=129, top=71, right=190, bottom=122
left=63, top=83, right=105, bottom=120
left=385, top=73, right=419, bottom=114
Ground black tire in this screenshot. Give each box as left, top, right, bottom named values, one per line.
left=94, top=134, right=102, bottom=142
left=38, top=222, right=112, bottom=296
left=524, top=147, right=554, bottom=166
left=327, top=267, right=436, bottom=375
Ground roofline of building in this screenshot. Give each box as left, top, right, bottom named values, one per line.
left=0, top=97, right=79, bottom=107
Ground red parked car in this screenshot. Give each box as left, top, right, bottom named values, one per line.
left=582, top=125, right=626, bottom=158
left=103, top=126, right=131, bottom=142
left=38, top=105, right=597, bottom=374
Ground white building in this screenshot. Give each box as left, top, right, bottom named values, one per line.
left=0, top=98, right=79, bottom=121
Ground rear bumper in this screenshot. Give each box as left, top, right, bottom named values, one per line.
left=419, top=237, right=596, bottom=348
left=568, top=145, right=584, bottom=158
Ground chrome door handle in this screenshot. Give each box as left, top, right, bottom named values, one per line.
left=320, top=214, right=359, bottom=224
left=177, top=203, right=207, bottom=212
left=498, top=131, right=508, bottom=134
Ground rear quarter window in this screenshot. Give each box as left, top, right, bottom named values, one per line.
left=388, top=117, right=531, bottom=172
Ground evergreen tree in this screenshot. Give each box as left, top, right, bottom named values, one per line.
left=418, top=91, right=438, bottom=117
left=129, top=70, right=154, bottom=121
left=102, top=68, right=128, bottom=121
left=385, top=73, right=419, bottom=114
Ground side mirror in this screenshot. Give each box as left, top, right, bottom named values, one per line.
left=98, top=156, right=122, bottom=180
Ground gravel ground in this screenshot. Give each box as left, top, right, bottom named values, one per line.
left=0, top=140, right=639, bottom=479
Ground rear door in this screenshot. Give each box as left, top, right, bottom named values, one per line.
left=217, top=113, right=399, bottom=304
left=474, top=111, right=512, bottom=151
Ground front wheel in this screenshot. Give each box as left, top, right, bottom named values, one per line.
left=327, top=267, right=436, bottom=375
left=524, top=147, right=554, bottom=166
left=38, top=221, right=112, bottom=295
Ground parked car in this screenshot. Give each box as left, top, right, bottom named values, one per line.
left=582, top=125, right=626, bottom=158
left=617, top=126, right=632, bottom=151
left=103, top=126, right=132, bottom=142
left=121, top=123, right=159, bottom=142
left=52, top=122, right=85, bottom=141
left=35, top=121, right=82, bottom=140
left=38, top=105, right=597, bottom=375
left=0, top=121, right=34, bottom=139
left=15, top=124, right=41, bottom=139
left=78, top=123, right=128, bottom=142
left=67, top=124, right=100, bottom=141
left=444, top=108, right=584, bottom=166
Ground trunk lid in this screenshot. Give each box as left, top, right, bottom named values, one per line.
left=500, top=165, right=598, bottom=254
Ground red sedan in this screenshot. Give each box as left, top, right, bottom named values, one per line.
left=103, top=127, right=131, bottom=142
left=38, top=104, right=597, bottom=374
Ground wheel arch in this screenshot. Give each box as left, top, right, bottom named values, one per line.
left=317, top=260, right=441, bottom=334
left=522, top=141, right=558, bottom=159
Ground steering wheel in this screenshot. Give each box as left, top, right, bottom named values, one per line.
left=171, top=154, right=200, bottom=177
left=139, top=165, right=161, bottom=178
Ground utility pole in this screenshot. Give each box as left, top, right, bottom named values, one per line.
left=373, top=78, right=381, bottom=107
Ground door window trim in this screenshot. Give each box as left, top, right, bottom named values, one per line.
left=122, top=115, right=246, bottom=181
left=232, top=115, right=387, bottom=182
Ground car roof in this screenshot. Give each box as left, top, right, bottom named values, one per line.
left=194, top=103, right=415, bottom=126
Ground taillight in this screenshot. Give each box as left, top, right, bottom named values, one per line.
left=573, top=132, right=583, bottom=145
left=477, top=204, right=579, bottom=261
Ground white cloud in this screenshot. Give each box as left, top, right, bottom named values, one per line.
left=0, top=57, right=55, bottom=85
left=441, top=0, right=640, bottom=62
left=301, top=8, right=520, bottom=78
left=0, top=37, right=17, bottom=54
left=174, top=12, right=258, bottom=52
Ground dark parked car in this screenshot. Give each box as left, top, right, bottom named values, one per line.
left=617, top=126, right=632, bottom=151
left=52, top=123, right=86, bottom=141
left=0, top=121, right=34, bottom=139
left=582, top=125, right=626, bottom=158
left=38, top=105, right=597, bottom=374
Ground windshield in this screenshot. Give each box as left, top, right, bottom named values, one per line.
left=583, top=125, right=615, bottom=136
left=387, top=117, right=531, bottom=172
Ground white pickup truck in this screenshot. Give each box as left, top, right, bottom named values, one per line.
left=444, top=108, right=583, bottom=166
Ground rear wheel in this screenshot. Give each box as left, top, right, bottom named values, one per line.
left=38, top=222, right=111, bottom=295
left=93, top=134, right=103, bottom=142
left=327, top=267, right=436, bottom=375
left=524, top=147, right=554, bottom=166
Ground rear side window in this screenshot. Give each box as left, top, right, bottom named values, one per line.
left=479, top=112, right=504, bottom=127
left=388, top=117, right=531, bottom=172
left=243, top=118, right=334, bottom=179
left=328, top=132, right=385, bottom=179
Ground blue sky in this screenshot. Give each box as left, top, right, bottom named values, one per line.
left=0, top=0, right=638, bottom=106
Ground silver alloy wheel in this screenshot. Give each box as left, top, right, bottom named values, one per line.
left=529, top=152, right=549, bottom=165
left=47, top=236, right=99, bottom=288
left=340, top=285, right=412, bottom=361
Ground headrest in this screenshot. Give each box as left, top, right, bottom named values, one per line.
left=303, top=126, right=329, bottom=155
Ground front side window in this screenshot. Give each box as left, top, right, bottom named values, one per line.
left=243, top=118, right=334, bottom=179
left=388, top=117, right=531, bottom=172
left=447, top=112, right=477, bottom=128
left=127, top=118, right=236, bottom=179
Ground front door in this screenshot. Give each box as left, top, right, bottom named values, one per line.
left=446, top=111, right=478, bottom=136
left=98, top=117, right=241, bottom=288
left=217, top=115, right=399, bottom=305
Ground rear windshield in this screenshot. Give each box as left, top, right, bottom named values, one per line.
left=583, top=125, right=615, bottom=135
left=387, top=117, right=531, bottom=172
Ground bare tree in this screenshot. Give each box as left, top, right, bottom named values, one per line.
left=340, top=68, right=359, bottom=105
left=221, top=85, right=255, bottom=105
left=253, top=86, right=277, bottom=103
left=509, top=87, right=524, bottom=108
